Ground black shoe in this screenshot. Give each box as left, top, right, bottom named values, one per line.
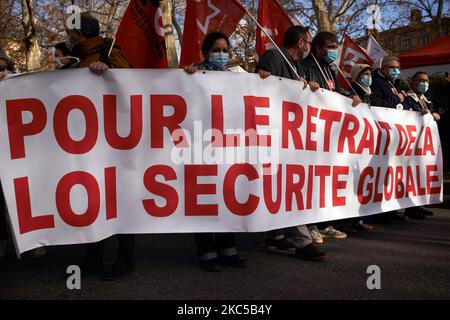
left=265, top=237, right=296, bottom=253
left=199, top=258, right=221, bottom=272
left=102, top=255, right=135, bottom=281
left=405, top=208, right=426, bottom=219
left=219, top=255, right=247, bottom=268
left=295, top=244, right=327, bottom=262
left=80, top=257, right=104, bottom=276
left=418, top=207, right=434, bottom=216
left=388, top=210, right=410, bottom=221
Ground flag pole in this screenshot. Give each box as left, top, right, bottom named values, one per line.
left=161, top=0, right=179, bottom=68
left=107, top=37, right=116, bottom=58
left=244, top=10, right=300, bottom=78
left=309, top=53, right=333, bottom=90
left=333, top=62, right=361, bottom=98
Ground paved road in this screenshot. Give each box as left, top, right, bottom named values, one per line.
left=1, top=205, right=450, bottom=300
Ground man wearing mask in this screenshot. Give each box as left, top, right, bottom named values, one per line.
left=299, top=31, right=361, bottom=107
left=254, top=26, right=327, bottom=262
left=255, top=26, right=316, bottom=88
left=371, top=55, right=410, bottom=222
left=403, top=71, right=439, bottom=219
left=66, top=13, right=135, bottom=280
left=404, top=71, right=440, bottom=120
left=370, top=56, right=405, bottom=108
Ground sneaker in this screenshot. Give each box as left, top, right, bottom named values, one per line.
left=319, top=226, right=347, bottom=239
left=295, top=244, right=327, bottom=262
left=309, top=226, right=324, bottom=244
left=31, top=247, right=47, bottom=259
left=0, top=240, right=6, bottom=260
left=199, top=258, right=221, bottom=272
left=102, top=254, right=135, bottom=281
left=354, top=220, right=374, bottom=231
left=265, top=237, right=296, bottom=253
left=219, top=255, right=247, bottom=268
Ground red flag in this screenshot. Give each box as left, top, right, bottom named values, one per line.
left=180, top=0, right=246, bottom=67
left=255, top=0, right=294, bottom=61
left=116, top=0, right=168, bottom=68
left=338, top=35, right=374, bottom=90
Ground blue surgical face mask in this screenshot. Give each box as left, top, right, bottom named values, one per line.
left=388, top=67, right=401, bottom=79
left=209, top=52, right=229, bottom=69
left=324, top=49, right=338, bottom=64
left=360, top=74, right=372, bottom=87
left=417, top=81, right=429, bottom=94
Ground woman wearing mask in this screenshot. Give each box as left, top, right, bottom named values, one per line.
left=183, top=32, right=247, bottom=272
left=350, top=64, right=373, bottom=105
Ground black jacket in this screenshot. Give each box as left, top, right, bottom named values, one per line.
left=254, top=47, right=300, bottom=80
left=298, top=54, right=346, bottom=95
left=403, top=91, right=436, bottom=112
left=370, top=69, right=401, bottom=108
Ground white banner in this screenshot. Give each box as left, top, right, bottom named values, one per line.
left=0, top=69, right=442, bottom=254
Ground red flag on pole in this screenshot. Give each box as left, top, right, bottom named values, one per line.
left=179, top=0, right=247, bottom=67
left=255, top=0, right=294, bottom=61
left=338, top=35, right=374, bottom=90
left=116, top=0, right=168, bottom=68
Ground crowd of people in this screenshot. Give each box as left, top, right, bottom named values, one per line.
left=0, top=13, right=446, bottom=280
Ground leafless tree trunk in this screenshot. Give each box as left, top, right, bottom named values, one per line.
left=312, top=0, right=356, bottom=32
left=20, top=0, right=41, bottom=71
left=171, top=0, right=183, bottom=45
left=162, top=0, right=178, bottom=67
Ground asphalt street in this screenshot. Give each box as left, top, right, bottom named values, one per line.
left=1, top=205, right=450, bottom=300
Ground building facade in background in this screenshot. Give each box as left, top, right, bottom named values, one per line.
left=358, top=8, right=450, bottom=57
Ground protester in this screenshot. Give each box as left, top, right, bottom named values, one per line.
left=299, top=31, right=361, bottom=107
left=53, top=42, right=79, bottom=69
left=1, top=57, right=48, bottom=259
left=350, top=64, right=373, bottom=104
left=67, top=13, right=135, bottom=280
left=68, top=13, right=129, bottom=72
left=255, top=26, right=327, bottom=261
left=184, top=32, right=248, bottom=272
left=404, top=71, right=440, bottom=119
left=370, top=55, right=411, bottom=222
left=298, top=31, right=367, bottom=240
left=402, top=71, right=439, bottom=219
left=370, top=55, right=405, bottom=108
